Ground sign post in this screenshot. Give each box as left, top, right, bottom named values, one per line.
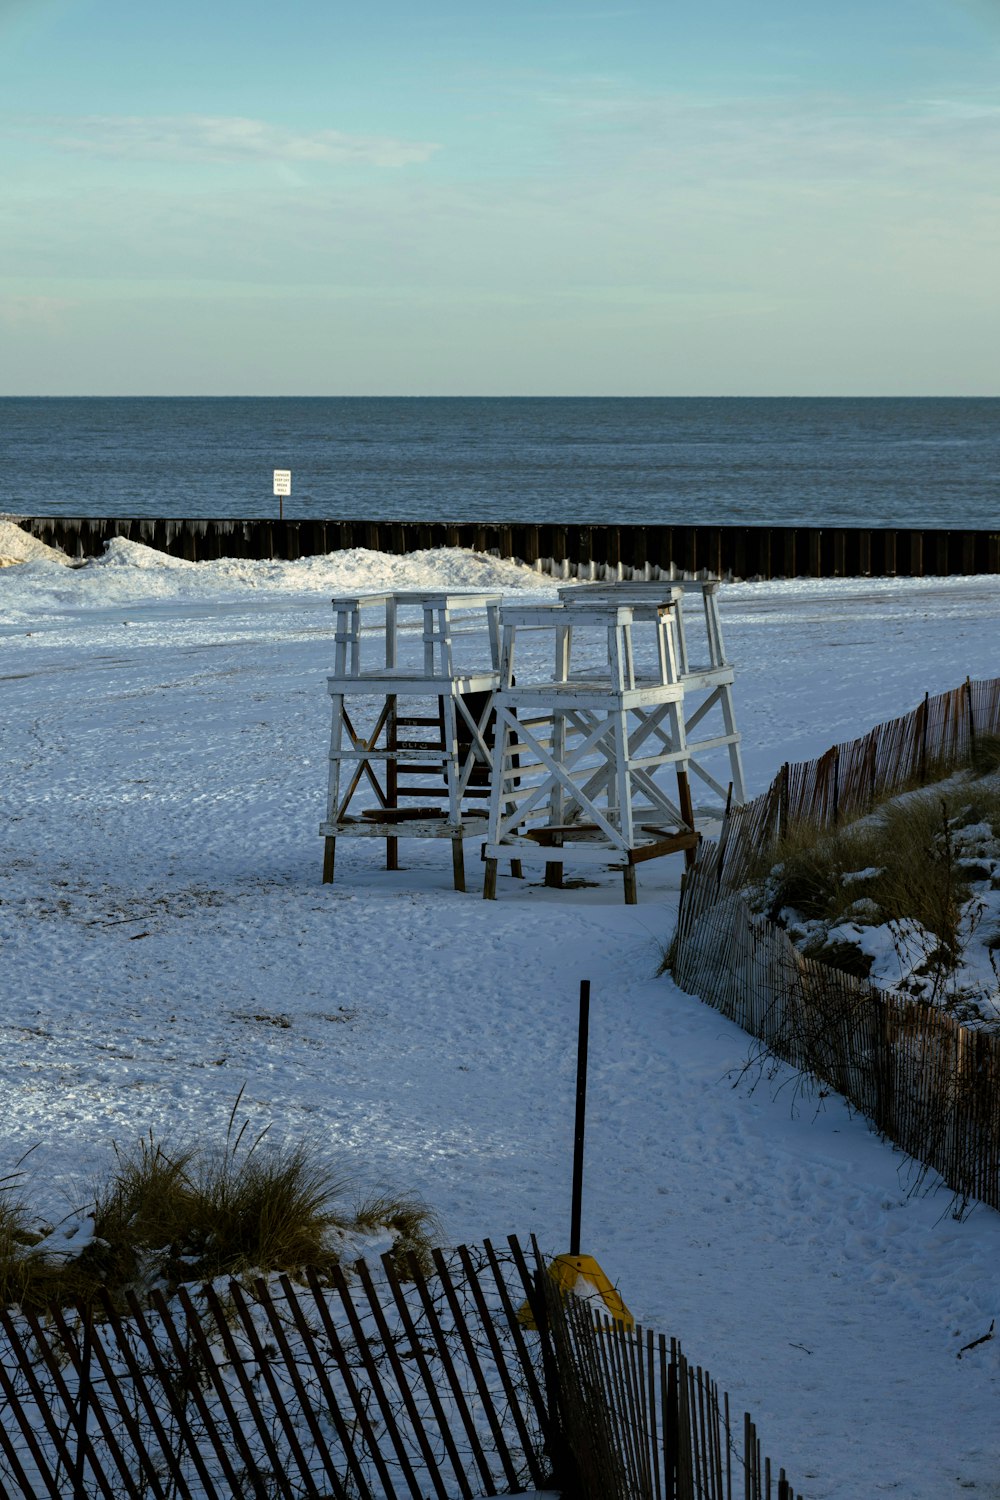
left=570, top=978, right=590, bottom=1257
left=273, top=469, right=291, bottom=521
left=517, top=977, right=634, bottom=1332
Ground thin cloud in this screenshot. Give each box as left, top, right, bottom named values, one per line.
left=505, top=76, right=1000, bottom=190
left=32, top=114, right=440, bottom=168
left=921, top=97, right=1000, bottom=119
left=0, top=295, right=75, bottom=331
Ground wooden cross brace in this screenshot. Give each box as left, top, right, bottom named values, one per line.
left=492, top=706, right=630, bottom=851
left=335, top=701, right=393, bottom=820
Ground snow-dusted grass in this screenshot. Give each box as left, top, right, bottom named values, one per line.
left=758, top=771, right=1000, bottom=1025
left=0, top=1168, right=34, bottom=1311
left=2, top=543, right=1000, bottom=1498
left=0, top=1107, right=440, bottom=1313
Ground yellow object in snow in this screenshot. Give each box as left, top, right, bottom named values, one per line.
left=518, top=1253, right=634, bottom=1331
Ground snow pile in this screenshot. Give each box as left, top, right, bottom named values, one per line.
left=0, top=536, right=561, bottom=616
left=90, top=536, right=560, bottom=596
left=95, top=536, right=198, bottom=571
left=0, top=518, right=72, bottom=567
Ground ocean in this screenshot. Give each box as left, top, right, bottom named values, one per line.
left=2, top=396, right=998, bottom=527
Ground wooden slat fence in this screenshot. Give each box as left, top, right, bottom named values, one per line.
left=714, top=677, right=1000, bottom=892
left=672, top=677, right=1000, bottom=1212
left=531, top=1251, right=803, bottom=1500
left=0, top=1236, right=804, bottom=1499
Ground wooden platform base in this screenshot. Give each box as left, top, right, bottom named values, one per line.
left=482, top=824, right=700, bottom=904
left=321, top=813, right=491, bottom=894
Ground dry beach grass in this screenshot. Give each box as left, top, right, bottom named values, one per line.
left=0, top=1095, right=439, bottom=1314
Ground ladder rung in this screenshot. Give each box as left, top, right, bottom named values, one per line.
left=393, top=788, right=492, bottom=801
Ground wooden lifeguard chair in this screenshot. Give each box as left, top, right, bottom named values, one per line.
left=558, top=580, right=746, bottom=808
left=320, top=591, right=502, bottom=892
left=482, top=598, right=701, bottom=903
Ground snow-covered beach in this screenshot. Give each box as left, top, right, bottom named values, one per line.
left=2, top=526, right=999, bottom=1499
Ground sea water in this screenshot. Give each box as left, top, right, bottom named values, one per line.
left=2, top=396, right=998, bottom=527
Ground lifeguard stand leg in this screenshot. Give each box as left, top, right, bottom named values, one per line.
left=322, top=689, right=346, bottom=885
left=441, top=693, right=468, bottom=893
left=386, top=694, right=399, bottom=871
left=545, top=706, right=566, bottom=888
left=676, top=767, right=698, bottom=870
left=452, top=838, right=466, bottom=893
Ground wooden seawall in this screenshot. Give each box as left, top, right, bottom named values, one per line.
left=13, top=515, right=1000, bottom=578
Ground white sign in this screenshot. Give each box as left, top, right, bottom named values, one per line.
left=273, top=469, right=292, bottom=497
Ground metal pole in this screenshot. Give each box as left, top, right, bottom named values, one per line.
left=569, top=979, right=590, bottom=1258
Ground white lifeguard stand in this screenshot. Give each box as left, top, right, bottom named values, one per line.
left=320, top=591, right=502, bottom=892
left=482, top=598, right=702, bottom=903
left=557, top=580, right=746, bottom=809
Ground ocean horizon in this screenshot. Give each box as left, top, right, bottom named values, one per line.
left=3, top=395, right=998, bottom=528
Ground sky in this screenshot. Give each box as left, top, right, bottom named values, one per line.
left=0, top=0, right=998, bottom=395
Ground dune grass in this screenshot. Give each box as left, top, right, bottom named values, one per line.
left=354, top=1188, right=443, bottom=1278
left=1, top=1095, right=440, bottom=1313
left=969, top=732, right=1000, bottom=777
left=0, top=1166, right=38, bottom=1312
left=759, top=771, right=999, bottom=975
left=765, top=798, right=965, bottom=950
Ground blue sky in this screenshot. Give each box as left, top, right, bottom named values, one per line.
left=1, top=0, right=998, bottom=394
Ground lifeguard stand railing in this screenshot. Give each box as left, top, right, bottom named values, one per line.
left=482, top=597, right=702, bottom=903
left=557, top=580, right=745, bottom=807
left=320, top=591, right=501, bottom=892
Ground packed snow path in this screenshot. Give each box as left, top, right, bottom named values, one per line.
left=2, top=538, right=999, bottom=1498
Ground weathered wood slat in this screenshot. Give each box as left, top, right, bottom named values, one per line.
left=377, top=1254, right=476, bottom=1500
left=0, top=1390, right=41, bottom=1500
left=53, top=1303, right=169, bottom=1500
left=327, top=1261, right=428, bottom=1499
left=122, top=1289, right=226, bottom=1500
left=303, top=1265, right=400, bottom=1498
left=214, top=1281, right=321, bottom=1498
left=483, top=1237, right=549, bottom=1432
left=0, top=1306, right=66, bottom=1498
left=352, top=1257, right=452, bottom=1500
left=170, top=1283, right=275, bottom=1500
left=242, top=1278, right=350, bottom=1500
left=429, top=1247, right=522, bottom=1491
left=284, top=1272, right=379, bottom=1500
left=399, top=1252, right=498, bottom=1493
left=96, top=1291, right=197, bottom=1500
left=18, top=1304, right=121, bottom=1500
left=455, top=1243, right=549, bottom=1490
